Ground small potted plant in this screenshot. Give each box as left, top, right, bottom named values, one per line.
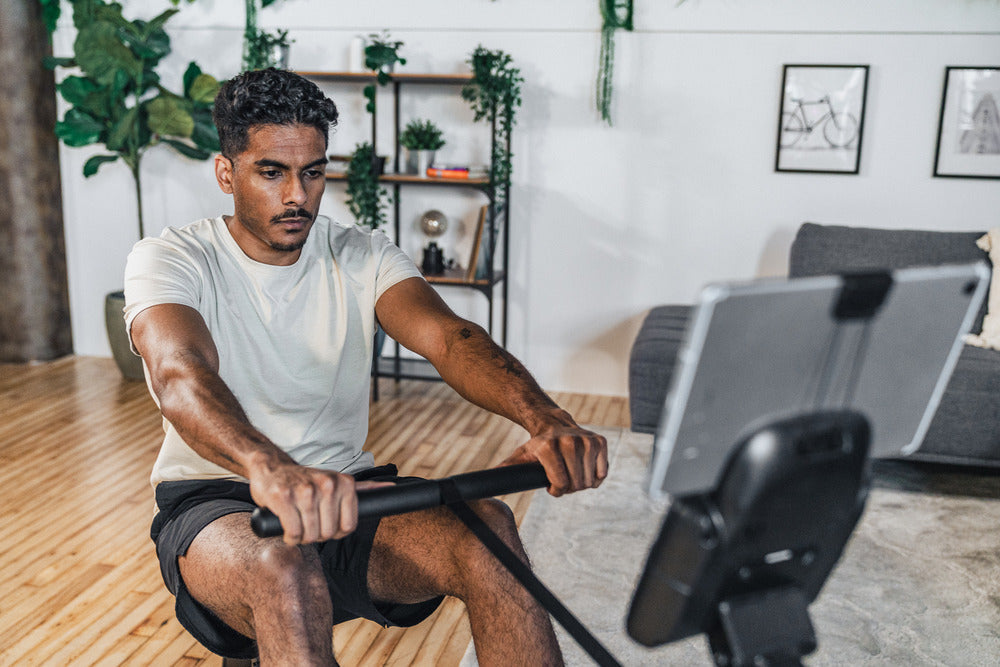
left=244, top=28, right=294, bottom=71
left=400, top=118, right=446, bottom=176
left=363, top=31, right=406, bottom=114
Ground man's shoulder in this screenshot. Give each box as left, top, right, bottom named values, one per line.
left=315, top=217, right=390, bottom=257
left=131, top=217, right=223, bottom=258
left=162, top=216, right=224, bottom=244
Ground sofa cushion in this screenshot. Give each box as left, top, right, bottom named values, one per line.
left=918, top=344, right=1000, bottom=465
left=628, top=305, right=692, bottom=434
left=790, top=222, right=990, bottom=331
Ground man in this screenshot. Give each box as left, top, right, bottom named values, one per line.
left=125, top=68, right=607, bottom=666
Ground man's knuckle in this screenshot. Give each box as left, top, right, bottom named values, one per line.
left=317, top=475, right=336, bottom=494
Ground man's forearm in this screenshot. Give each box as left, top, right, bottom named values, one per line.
left=151, top=349, right=293, bottom=478
left=432, top=321, right=573, bottom=436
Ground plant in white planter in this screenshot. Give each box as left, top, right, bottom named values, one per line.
left=400, top=118, right=445, bottom=176
left=362, top=31, right=405, bottom=115
left=44, top=0, right=221, bottom=378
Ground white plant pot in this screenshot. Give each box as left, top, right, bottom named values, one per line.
left=410, top=149, right=435, bottom=177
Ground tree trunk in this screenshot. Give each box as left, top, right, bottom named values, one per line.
left=0, top=0, right=73, bottom=361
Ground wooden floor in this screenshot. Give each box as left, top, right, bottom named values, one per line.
left=0, top=356, right=629, bottom=666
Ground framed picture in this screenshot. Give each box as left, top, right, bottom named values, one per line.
left=933, top=67, right=1000, bottom=179
left=775, top=64, right=869, bottom=174
left=466, top=205, right=489, bottom=281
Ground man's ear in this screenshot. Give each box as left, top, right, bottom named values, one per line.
left=215, top=154, right=235, bottom=194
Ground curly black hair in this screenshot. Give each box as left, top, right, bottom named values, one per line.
left=213, top=68, right=339, bottom=158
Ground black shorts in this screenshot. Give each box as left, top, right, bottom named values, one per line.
left=150, top=464, right=444, bottom=660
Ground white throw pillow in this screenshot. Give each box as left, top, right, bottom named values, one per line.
left=965, top=229, right=1000, bottom=350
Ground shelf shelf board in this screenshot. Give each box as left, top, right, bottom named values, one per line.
left=325, top=172, right=490, bottom=187
left=297, top=71, right=474, bottom=85
left=423, top=268, right=505, bottom=287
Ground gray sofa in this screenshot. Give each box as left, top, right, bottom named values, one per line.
left=629, top=222, right=1000, bottom=467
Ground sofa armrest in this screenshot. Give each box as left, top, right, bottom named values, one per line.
left=628, top=305, right=693, bottom=434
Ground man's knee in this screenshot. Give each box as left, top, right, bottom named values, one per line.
left=254, top=541, right=327, bottom=597
left=452, top=498, right=527, bottom=574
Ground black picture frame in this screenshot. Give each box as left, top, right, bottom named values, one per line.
left=933, top=66, right=1000, bottom=180
left=775, top=64, right=869, bottom=175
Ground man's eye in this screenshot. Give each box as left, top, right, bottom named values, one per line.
left=304, top=169, right=324, bottom=179
left=261, top=170, right=280, bottom=179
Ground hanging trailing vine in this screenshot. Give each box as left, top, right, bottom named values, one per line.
left=597, top=0, right=634, bottom=125
left=345, top=142, right=390, bottom=230
left=462, top=46, right=523, bottom=205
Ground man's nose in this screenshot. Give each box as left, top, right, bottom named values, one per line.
left=283, top=176, right=307, bottom=206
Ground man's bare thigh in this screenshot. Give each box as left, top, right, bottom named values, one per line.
left=366, top=499, right=520, bottom=606
left=179, top=511, right=323, bottom=639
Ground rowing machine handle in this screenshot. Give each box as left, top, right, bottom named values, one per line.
left=250, top=462, right=549, bottom=538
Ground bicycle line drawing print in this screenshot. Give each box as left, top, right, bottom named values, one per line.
left=934, top=66, right=1000, bottom=180
left=775, top=64, right=869, bottom=174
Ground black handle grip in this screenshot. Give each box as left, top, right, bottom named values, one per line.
left=250, top=462, right=549, bottom=538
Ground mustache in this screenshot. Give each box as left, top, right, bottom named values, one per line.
left=271, top=208, right=313, bottom=222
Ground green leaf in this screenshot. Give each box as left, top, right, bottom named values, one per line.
left=183, top=62, right=203, bottom=97
left=83, top=154, right=119, bottom=177
left=58, top=76, right=100, bottom=110
left=55, top=108, right=105, bottom=147
left=188, top=73, right=220, bottom=106
left=39, top=0, right=61, bottom=35
left=261, top=0, right=281, bottom=7
left=190, top=108, right=221, bottom=152
left=139, top=32, right=171, bottom=63
left=92, top=2, right=136, bottom=35
left=106, top=105, right=140, bottom=152
left=74, top=20, right=142, bottom=85
left=141, top=9, right=179, bottom=40
left=146, top=95, right=194, bottom=138
left=139, top=69, right=161, bottom=96
left=43, top=56, right=75, bottom=70
left=161, top=138, right=211, bottom=161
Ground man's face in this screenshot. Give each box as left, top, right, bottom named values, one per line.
left=215, top=123, right=328, bottom=266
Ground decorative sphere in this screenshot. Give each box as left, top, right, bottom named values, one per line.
left=419, top=209, right=449, bottom=238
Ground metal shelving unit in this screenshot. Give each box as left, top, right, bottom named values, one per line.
left=301, top=71, right=511, bottom=392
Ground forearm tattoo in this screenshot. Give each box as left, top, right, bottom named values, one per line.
left=492, top=347, right=523, bottom=378
left=458, top=325, right=523, bottom=377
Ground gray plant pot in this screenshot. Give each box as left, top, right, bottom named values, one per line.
left=105, top=290, right=144, bottom=380
left=407, top=149, right=436, bottom=176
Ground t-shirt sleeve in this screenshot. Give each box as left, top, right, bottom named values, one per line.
left=371, top=229, right=423, bottom=303
left=123, top=235, right=203, bottom=353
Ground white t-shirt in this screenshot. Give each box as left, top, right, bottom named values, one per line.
left=124, top=215, right=422, bottom=486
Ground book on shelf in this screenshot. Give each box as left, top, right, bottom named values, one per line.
left=426, top=164, right=488, bottom=179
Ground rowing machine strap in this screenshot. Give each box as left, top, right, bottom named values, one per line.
left=438, top=479, right=622, bottom=667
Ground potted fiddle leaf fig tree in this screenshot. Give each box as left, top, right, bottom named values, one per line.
left=46, top=0, right=221, bottom=379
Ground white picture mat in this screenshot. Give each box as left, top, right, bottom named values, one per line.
left=935, top=67, right=1000, bottom=178
left=776, top=65, right=868, bottom=173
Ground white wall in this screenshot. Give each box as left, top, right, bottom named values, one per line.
left=55, top=0, right=1000, bottom=396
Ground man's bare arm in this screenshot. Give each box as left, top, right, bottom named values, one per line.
left=375, top=278, right=608, bottom=495
left=130, top=303, right=360, bottom=544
